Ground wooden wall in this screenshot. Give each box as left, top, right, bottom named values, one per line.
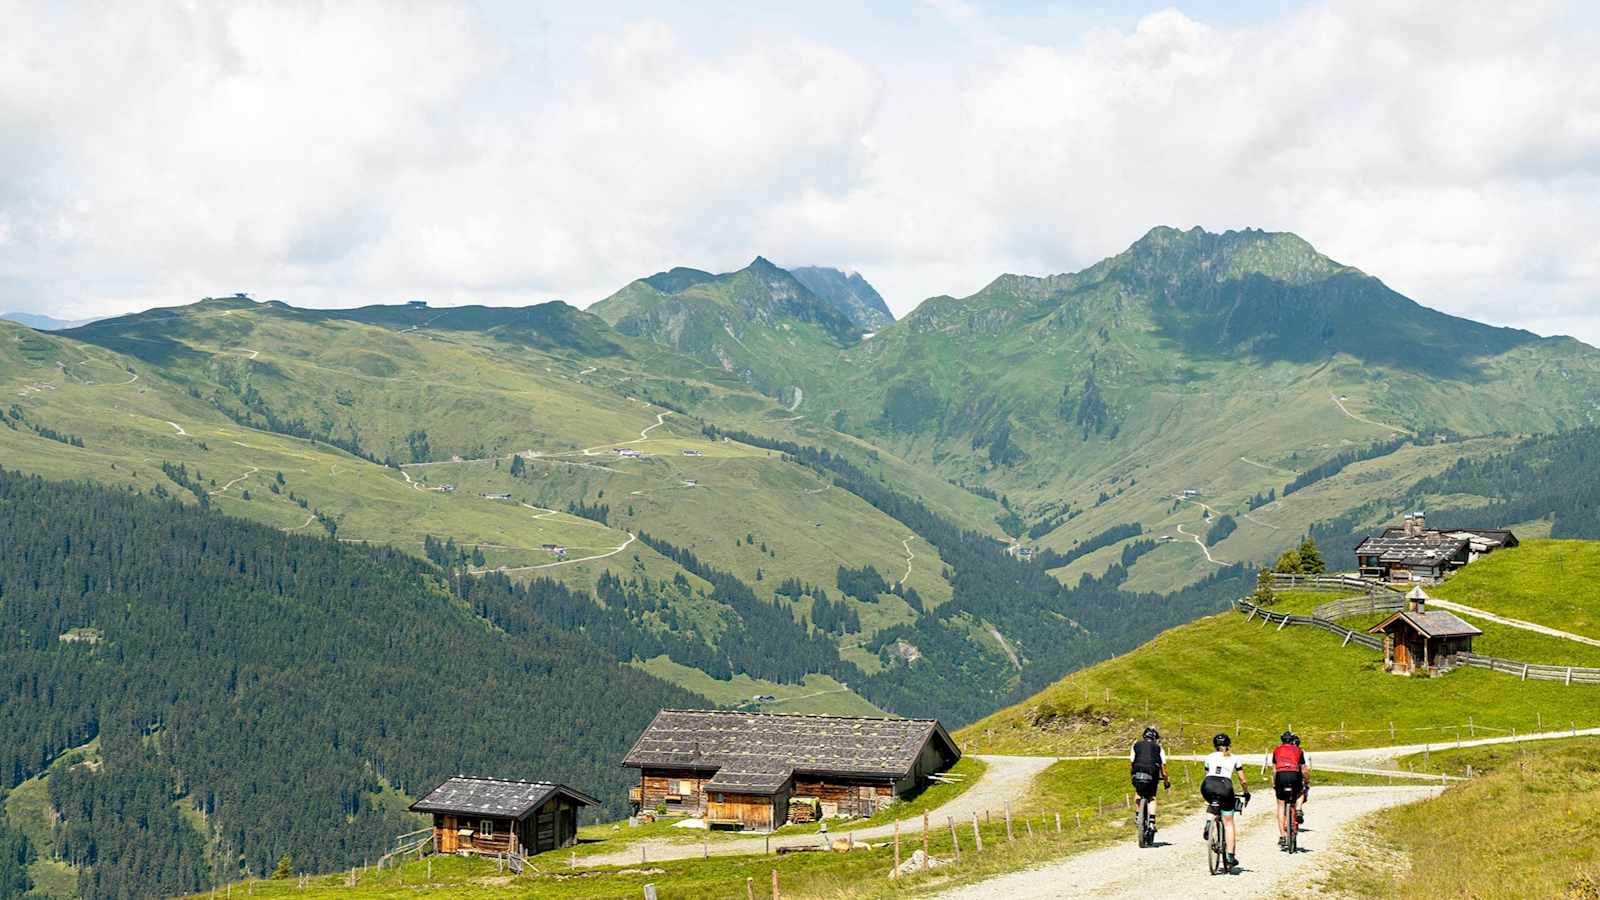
left=638, top=767, right=713, bottom=817
left=790, top=777, right=894, bottom=818
left=707, top=790, right=783, bottom=831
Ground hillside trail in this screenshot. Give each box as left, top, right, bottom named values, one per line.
left=1330, top=392, right=1411, bottom=435
left=1175, top=523, right=1225, bottom=565
left=578, top=755, right=1055, bottom=867
left=899, top=536, right=915, bottom=586
left=930, top=785, right=1441, bottom=899
left=1306, top=726, right=1600, bottom=771
left=1424, top=598, right=1600, bottom=649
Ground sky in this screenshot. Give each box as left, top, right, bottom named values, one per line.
left=3, top=1, right=1599, bottom=344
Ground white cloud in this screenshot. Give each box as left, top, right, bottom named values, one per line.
left=960, top=1, right=1600, bottom=343
left=2, top=1, right=1598, bottom=346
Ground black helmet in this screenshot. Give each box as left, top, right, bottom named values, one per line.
left=1143, top=726, right=1160, bottom=741
left=1281, top=731, right=1296, bottom=743
left=1213, top=733, right=1231, bottom=749
left=1291, top=734, right=1302, bottom=746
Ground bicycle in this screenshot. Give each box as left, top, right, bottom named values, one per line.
left=1282, top=793, right=1299, bottom=853
left=1205, top=793, right=1248, bottom=875
left=1136, top=795, right=1153, bottom=848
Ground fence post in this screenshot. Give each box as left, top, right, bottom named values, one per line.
left=643, top=885, right=658, bottom=900
left=893, top=821, right=901, bottom=878
left=948, top=816, right=960, bottom=861
left=772, top=869, right=780, bottom=900
left=922, top=812, right=930, bottom=871
left=746, top=877, right=754, bottom=900
left=1469, top=716, right=1474, bottom=737
left=1055, top=812, right=1061, bottom=833
left=1567, top=667, right=1574, bottom=686
left=971, top=812, right=983, bottom=853
left=1005, top=803, right=1014, bottom=842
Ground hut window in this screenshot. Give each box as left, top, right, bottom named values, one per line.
left=479, top=820, right=494, bottom=837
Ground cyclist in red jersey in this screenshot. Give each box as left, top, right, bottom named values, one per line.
left=1270, top=731, right=1309, bottom=848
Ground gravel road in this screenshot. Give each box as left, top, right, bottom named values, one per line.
left=930, top=785, right=1441, bottom=899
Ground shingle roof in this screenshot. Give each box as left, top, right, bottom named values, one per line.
left=1355, top=532, right=1468, bottom=567
left=1369, top=610, right=1483, bottom=639
left=623, top=710, right=960, bottom=795
left=409, top=777, right=598, bottom=820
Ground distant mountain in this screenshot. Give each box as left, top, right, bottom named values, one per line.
left=588, top=256, right=862, bottom=401
left=1, top=311, right=102, bottom=330
left=789, top=266, right=894, bottom=328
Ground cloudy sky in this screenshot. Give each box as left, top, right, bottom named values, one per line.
left=3, top=1, right=1599, bottom=343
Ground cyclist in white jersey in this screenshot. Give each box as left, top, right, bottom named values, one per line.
left=1199, top=733, right=1251, bottom=868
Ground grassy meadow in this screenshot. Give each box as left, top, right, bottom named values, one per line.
left=1315, top=737, right=1600, bottom=899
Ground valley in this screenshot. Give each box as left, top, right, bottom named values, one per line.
left=5, top=227, right=1600, bottom=897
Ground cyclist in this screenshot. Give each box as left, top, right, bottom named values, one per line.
left=1271, top=731, right=1310, bottom=849
left=1201, top=733, right=1250, bottom=869
left=1292, top=733, right=1309, bottom=828
left=1129, top=726, right=1172, bottom=834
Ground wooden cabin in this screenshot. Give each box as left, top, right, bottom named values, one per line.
left=1354, top=514, right=1517, bottom=583
left=622, top=710, right=961, bottom=832
left=1369, top=587, right=1482, bottom=676
left=409, top=777, right=598, bottom=857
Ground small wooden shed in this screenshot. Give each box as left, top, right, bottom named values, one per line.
left=623, top=710, right=961, bottom=832
left=409, top=777, right=598, bottom=857
left=1369, top=587, right=1482, bottom=675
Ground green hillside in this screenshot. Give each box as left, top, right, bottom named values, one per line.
left=588, top=257, right=863, bottom=404
left=960, top=539, right=1600, bottom=757
left=0, top=468, right=703, bottom=896
left=769, top=227, right=1600, bottom=592
left=1320, top=737, right=1600, bottom=899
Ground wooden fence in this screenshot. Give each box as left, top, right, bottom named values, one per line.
left=1311, top=593, right=1405, bottom=621
left=1457, top=653, right=1600, bottom=685
left=1269, top=573, right=1386, bottom=592
left=1236, top=598, right=1600, bottom=684
left=1234, top=599, right=1384, bottom=650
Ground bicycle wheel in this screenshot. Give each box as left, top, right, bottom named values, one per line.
left=1207, top=818, right=1223, bottom=874
left=1287, top=803, right=1298, bottom=853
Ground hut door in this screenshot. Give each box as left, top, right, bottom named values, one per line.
left=1394, top=641, right=1410, bottom=672
left=441, top=816, right=458, bottom=853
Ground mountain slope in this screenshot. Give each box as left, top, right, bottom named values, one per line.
left=789, top=266, right=894, bottom=328
left=0, top=311, right=102, bottom=330
left=0, top=467, right=704, bottom=894
left=785, top=227, right=1600, bottom=591
left=959, top=540, right=1600, bottom=757
left=588, top=257, right=862, bottom=403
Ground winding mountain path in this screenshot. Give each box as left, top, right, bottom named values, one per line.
left=1330, top=393, right=1410, bottom=435
left=208, top=466, right=259, bottom=496
left=931, top=786, right=1441, bottom=900
left=1176, top=523, right=1225, bottom=565
left=477, top=532, right=637, bottom=574
left=899, top=536, right=916, bottom=586
left=1425, top=599, right=1600, bottom=649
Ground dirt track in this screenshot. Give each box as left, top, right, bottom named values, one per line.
left=931, top=785, right=1441, bottom=899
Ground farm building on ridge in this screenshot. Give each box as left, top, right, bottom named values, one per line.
left=1353, top=513, right=1517, bottom=583
left=1369, top=586, right=1482, bottom=676
left=409, top=777, right=597, bottom=857
left=623, top=710, right=961, bottom=831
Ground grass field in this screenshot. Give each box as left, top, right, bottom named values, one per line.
left=3, top=740, right=99, bottom=898
left=1314, top=737, right=1600, bottom=899
left=957, top=604, right=1600, bottom=758
left=1430, top=540, right=1600, bottom=640
left=633, top=657, right=885, bottom=717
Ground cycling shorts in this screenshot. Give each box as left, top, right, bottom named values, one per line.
left=1201, top=775, right=1238, bottom=816
left=1131, top=770, right=1160, bottom=800
left=1274, top=771, right=1304, bottom=803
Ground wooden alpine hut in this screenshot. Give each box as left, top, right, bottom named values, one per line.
left=1368, top=586, right=1482, bottom=676
left=623, top=710, right=961, bottom=832
left=409, top=777, right=598, bottom=857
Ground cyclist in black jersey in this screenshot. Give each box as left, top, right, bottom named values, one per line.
left=1129, top=726, right=1172, bottom=832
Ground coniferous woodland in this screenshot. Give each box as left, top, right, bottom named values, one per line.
left=0, top=468, right=700, bottom=897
